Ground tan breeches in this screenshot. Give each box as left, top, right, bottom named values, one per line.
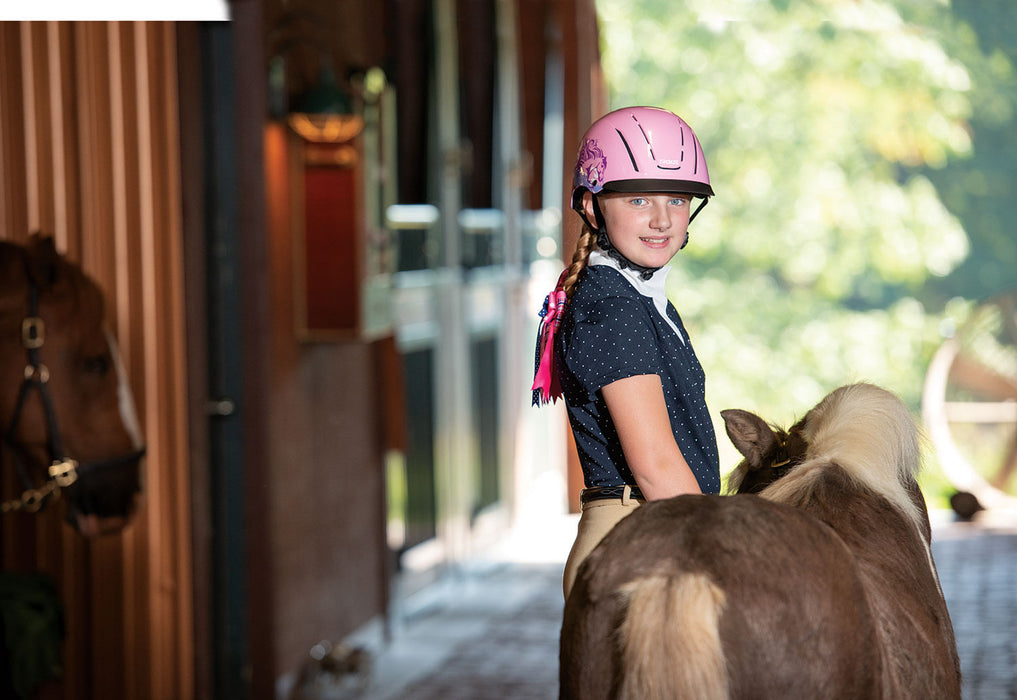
left=562, top=495, right=642, bottom=599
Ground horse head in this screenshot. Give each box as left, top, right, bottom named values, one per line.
left=0, top=235, right=144, bottom=537
left=722, top=384, right=929, bottom=536
left=721, top=408, right=809, bottom=494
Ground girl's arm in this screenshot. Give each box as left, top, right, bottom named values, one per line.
left=601, top=373, right=702, bottom=500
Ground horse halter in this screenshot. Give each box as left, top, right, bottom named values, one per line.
left=1, top=268, right=145, bottom=515
left=768, top=435, right=807, bottom=478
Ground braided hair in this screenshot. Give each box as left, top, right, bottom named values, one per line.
left=562, top=223, right=596, bottom=301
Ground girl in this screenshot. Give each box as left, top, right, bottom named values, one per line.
left=531, top=106, right=722, bottom=598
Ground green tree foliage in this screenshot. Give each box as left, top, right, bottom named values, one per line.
left=916, top=0, right=1017, bottom=304
left=596, top=0, right=1016, bottom=445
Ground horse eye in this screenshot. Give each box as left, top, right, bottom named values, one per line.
left=83, top=354, right=111, bottom=376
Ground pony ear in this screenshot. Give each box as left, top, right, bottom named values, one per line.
left=24, top=233, right=62, bottom=291
left=720, top=409, right=778, bottom=469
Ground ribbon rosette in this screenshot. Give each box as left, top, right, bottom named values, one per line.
left=531, top=272, right=568, bottom=406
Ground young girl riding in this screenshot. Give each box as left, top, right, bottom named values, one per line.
left=531, top=106, right=722, bottom=598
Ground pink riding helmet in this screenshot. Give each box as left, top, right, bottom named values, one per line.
left=571, top=106, right=714, bottom=214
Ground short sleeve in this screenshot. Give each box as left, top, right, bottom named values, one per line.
left=564, top=295, right=662, bottom=393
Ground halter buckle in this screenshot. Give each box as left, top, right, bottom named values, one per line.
left=23, top=363, right=50, bottom=383
left=49, top=460, right=79, bottom=488
left=22, top=317, right=45, bottom=349
left=21, top=488, right=45, bottom=513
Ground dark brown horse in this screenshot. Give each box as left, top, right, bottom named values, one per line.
left=0, top=235, right=144, bottom=537
left=561, top=383, right=961, bottom=699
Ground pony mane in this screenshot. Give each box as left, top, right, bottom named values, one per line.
left=760, top=383, right=924, bottom=527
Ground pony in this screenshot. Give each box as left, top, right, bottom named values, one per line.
left=0, top=235, right=144, bottom=537
left=560, top=383, right=961, bottom=699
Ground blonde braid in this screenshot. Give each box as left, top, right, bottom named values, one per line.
left=563, top=224, right=596, bottom=301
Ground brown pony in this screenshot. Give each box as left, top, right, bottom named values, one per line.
left=561, top=383, right=961, bottom=699
left=0, top=235, right=144, bottom=537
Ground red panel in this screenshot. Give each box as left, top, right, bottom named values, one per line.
left=302, top=165, right=358, bottom=332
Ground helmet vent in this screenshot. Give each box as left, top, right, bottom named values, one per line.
left=615, top=128, right=639, bottom=172
left=684, top=127, right=699, bottom=174
left=634, top=119, right=656, bottom=162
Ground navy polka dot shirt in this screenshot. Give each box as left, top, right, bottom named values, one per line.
left=556, top=252, right=721, bottom=494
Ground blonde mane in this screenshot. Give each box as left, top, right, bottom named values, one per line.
left=760, top=383, right=925, bottom=528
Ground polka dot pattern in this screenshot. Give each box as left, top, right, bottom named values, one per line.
left=556, top=264, right=721, bottom=494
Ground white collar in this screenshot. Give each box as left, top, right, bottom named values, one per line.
left=589, top=249, right=685, bottom=343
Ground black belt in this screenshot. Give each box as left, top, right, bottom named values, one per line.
left=580, top=485, right=644, bottom=505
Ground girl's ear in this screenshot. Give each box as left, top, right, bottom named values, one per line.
left=581, top=191, right=597, bottom=223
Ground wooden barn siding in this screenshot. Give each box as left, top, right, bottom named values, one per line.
left=0, top=22, right=193, bottom=700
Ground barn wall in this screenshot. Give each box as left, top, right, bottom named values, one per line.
left=0, top=21, right=193, bottom=700
left=0, top=3, right=607, bottom=697
left=258, top=121, right=391, bottom=686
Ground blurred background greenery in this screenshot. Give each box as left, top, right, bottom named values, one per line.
left=595, top=0, right=1017, bottom=502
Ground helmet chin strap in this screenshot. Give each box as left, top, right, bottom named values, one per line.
left=688, top=197, right=708, bottom=227
left=586, top=195, right=666, bottom=280
left=596, top=230, right=659, bottom=280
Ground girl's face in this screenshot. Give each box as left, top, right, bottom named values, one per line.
left=583, top=191, right=692, bottom=269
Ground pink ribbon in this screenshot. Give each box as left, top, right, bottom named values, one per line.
left=531, top=272, right=568, bottom=405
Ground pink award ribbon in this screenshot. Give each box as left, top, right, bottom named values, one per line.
left=531, top=271, right=568, bottom=406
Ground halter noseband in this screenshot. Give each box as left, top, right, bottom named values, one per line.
left=2, top=258, right=145, bottom=515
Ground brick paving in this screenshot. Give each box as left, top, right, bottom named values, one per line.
left=353, top=511, right=1017, bottom=700
left=356, top=562, right=563, bottom=700
left=934, top=516, right=1017, bottom=700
